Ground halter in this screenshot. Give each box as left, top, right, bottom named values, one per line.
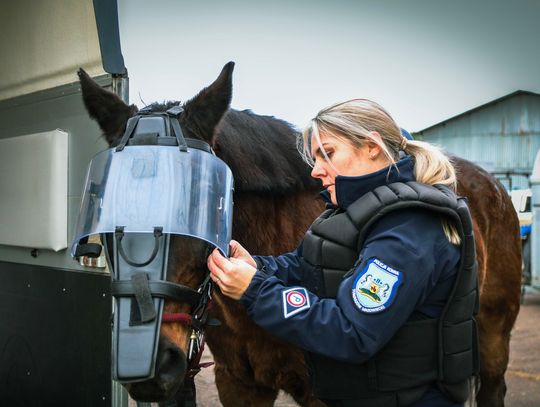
left=72, top=104, right=233, bottom=383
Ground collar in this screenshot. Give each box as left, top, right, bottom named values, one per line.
left=327, top=156, right=415, bottom=210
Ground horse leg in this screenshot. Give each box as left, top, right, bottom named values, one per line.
left=475, top=273, right=520, bottom=407
left=273, top=369, right=326, bottom=407
left=476, top=312, right=511, bottom=407
left=205, top=314, right=279, bottom=407
left=214, top=362, right=279, bottom=407
left=243, top=336, right=323, bottom=407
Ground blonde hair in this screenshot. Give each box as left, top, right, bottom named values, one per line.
left=299, top=98, right=460, bottom=244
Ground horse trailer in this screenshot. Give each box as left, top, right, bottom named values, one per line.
left=0, top=1, right=134, bottom=405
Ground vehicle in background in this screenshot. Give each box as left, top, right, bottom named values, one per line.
left=510, top=189, right=532, bottom=292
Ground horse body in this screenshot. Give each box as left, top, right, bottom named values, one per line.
left=78, top=62, right=521, bottom=406
left=454, top=160, right=522, bottom=406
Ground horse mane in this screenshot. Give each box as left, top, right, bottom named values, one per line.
left=216, top=109, right=320, bottom=193
left=146, top=101, right=320, bottom=194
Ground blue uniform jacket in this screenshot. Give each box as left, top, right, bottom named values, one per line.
left=239, top=157, right=462, bottom=406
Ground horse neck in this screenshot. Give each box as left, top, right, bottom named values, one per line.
left=232, top=189, right=324, bottom=256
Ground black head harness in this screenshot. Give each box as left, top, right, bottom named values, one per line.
left=71, top=105, right=233, bottom=383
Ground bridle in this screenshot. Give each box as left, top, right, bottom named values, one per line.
left=73, top=104, right=231, bottom=385
left=161, top=273, right=217, bottom=377
left=105, top=105, right=222, bottom=380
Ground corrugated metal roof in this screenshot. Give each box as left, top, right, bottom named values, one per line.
left=413, top=90, right=540, bottom=190
left=415, top=90, right=540, bottom=134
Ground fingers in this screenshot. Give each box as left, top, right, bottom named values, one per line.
left=229, top=239, right=241, bottom=253
left=229, top=240, right=246, bottom=258
left=229, top=240, right=256, bottom=267
left=207, top=249, right=227, bottom=284
left=206, top=248, right=256, bottom=300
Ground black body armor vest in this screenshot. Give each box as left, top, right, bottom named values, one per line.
left=301, top=182, right=479, bottom=405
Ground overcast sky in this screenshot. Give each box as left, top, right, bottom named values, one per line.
left=118, top=0, right=540, bottom=133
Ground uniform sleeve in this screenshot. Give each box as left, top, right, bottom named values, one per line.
left=240, top=210, right=451, bottom=363
left=252, top=244, right=304, bottom=286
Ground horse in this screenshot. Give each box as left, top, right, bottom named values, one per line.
left=78, top=62, right=522, bottom=407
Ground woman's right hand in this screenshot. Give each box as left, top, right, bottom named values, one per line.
left=229, top=240, right=256, bottom=268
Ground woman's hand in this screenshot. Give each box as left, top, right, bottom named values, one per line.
left=229, top=240, right=257, bottom=268
left=207, top=247, right=257, bottom=300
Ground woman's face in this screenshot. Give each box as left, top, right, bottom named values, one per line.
left=310, top=132, right=389, bottom=205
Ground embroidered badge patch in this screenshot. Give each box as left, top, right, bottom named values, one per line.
left=282, top=287, right=311, bottom=319
left=352, top=258, right=403, bottom=313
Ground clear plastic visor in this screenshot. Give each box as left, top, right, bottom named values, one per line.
left=71, top=146, right=234, bottom=256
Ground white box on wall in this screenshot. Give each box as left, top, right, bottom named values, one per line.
left=0, top=129, right=68, bottom=251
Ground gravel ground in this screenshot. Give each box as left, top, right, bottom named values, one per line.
left=505, top=288, right=540, bottom=407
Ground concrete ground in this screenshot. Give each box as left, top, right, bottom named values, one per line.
left=505, top=287, right=540, bottom=407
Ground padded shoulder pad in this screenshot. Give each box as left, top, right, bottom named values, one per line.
left=347, top=182, right=458, bottom=227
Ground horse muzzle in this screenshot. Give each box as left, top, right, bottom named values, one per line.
left=125, top=337, right=187, bottom=402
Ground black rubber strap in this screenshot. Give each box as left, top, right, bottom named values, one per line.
left=186, top=138, right=213, bottom=153
left=112, top=280, right=202, bottom=306
left=116, top=116, right=141, bottom=152
left=74, top=243, right=102, bottom=258
left=170, top=118, right=188, bottom=152
left=130, top=273, right=157, bottom=325
left=115, top=226, right=163, bottom=267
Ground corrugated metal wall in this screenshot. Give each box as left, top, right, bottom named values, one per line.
left=415, top=92, right=540, bottom=190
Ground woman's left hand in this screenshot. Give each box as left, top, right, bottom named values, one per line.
left=207, top=248, right=257, bottom=300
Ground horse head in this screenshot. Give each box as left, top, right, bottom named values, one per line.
left=77, top=62, right=235, bottom=402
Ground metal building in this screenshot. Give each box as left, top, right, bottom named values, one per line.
left=414, top=90, right=540, bottom=190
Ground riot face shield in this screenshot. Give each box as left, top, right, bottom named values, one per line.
left=71, top=107, right=233, bottom=382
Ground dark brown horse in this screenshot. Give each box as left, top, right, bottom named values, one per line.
left=78, top=62, right=521, bottom=406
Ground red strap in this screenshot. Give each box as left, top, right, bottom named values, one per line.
left=162, top=313, right=192, bottom=324
left=186, top=334, right=214, bottom=378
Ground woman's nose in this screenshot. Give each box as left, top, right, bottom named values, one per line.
left=311, top=162, right=324, bottom=179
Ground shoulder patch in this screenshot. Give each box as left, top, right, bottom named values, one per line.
left=352, top=258, right=403, bottom=313
left=282, top=287, right=311, bottom=319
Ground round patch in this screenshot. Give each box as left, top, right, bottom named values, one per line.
left=286, top=290, right=307, bottom=308
left=352, top=258, right=403, bottom=313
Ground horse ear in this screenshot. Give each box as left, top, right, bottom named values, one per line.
left=182, top=62, right=234, bottom=144
left=78, top=68, right=138, bottom=146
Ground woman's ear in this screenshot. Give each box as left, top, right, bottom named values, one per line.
left=367, top=132, right=383, bottom=159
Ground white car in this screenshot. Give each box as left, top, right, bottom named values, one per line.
left=510, top=189, right=532, bottom=287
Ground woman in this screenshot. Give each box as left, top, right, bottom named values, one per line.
left=207, top=99, right=477, bottom=407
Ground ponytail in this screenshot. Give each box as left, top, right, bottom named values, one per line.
left=403, top=139, right=457, bottom=191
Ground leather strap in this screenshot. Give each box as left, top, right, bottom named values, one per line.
left=112, top=279, right=201, bottom=306
left=130, top=273, right=156, bottom=325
